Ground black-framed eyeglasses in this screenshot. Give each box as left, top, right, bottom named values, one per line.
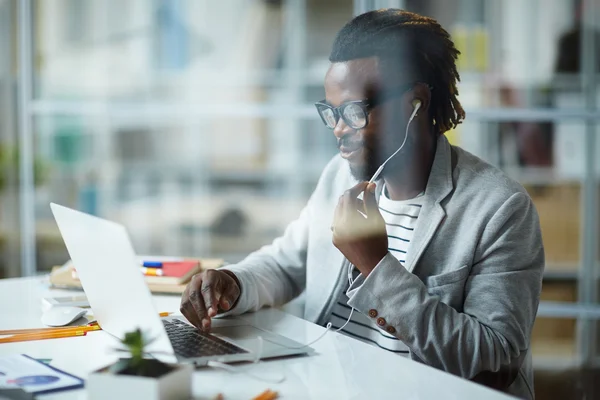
left=314, top=83, right=419, bottom=130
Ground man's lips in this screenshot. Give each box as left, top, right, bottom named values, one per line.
left=339, top=144, right=364, bottom=160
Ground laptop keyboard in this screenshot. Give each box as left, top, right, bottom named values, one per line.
left=163, top=319, right=248, bottom=358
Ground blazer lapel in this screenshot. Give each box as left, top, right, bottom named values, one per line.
left=405, top=201, right=445, bottom=273
left=405, top=136, right=455, bottom=273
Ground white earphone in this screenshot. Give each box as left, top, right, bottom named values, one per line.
left=368, top=99, right=421, bottom=183
left=411, top=99, right=422, bottom=119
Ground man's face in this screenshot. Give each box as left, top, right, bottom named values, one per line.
left=324, top=57, right=411, bottom=181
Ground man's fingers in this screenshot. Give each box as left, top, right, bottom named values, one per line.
left=181, top=270, right=241, bottom=332
left=334, top=210, right=373, bottom=240
left=219, top=282, right=241, bottom=312
left=200, top=272, right=221, bottom=325
left=334, top=182, right=369, bottom=230
left=346, top=181, right=369, bottom=197
left=201, top=280, right=220, bottom=318
left=182, top=302, right=202, bottom=329
left=342, top=182, right=368, bottom=211
left=333, top=193, right=346, bottom=234
left=188, top=275, right=211, bottom=331
left=180, top=284, right=202, bottom=329
left=363, top=183, right=379, bottom=216
left=219, top=297, right=231, bottom=311
left=181, top=279, right=190, bottom=302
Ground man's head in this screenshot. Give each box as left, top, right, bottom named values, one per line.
left=318, top=9, right=465, bottom=181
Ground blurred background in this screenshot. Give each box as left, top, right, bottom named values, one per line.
left=2, top=0, right=600, bottom=397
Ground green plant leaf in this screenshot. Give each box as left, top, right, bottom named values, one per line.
left=110, top=328, right=171, bottom=376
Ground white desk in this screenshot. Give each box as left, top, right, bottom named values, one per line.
left=0, top=277, right=514, bottom=399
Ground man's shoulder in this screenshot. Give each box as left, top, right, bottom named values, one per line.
left=451, top=145, right=531, bottom=206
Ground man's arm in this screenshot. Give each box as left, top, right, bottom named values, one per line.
left=346, top=192, right=544, bottom=381
left=219, top=203, right=311, bottom=315
left=218, top=156, right=342, bottom=316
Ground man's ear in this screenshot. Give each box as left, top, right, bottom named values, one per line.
left=412, top=82, right=432, bottom=114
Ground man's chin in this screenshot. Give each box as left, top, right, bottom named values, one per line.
left=348, top=161, right=376, bottom=182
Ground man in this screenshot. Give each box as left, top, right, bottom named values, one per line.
left=180, top=9, right=543, bottom=399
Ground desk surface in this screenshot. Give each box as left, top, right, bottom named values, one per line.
left=0, top=277, right=513, bottom=400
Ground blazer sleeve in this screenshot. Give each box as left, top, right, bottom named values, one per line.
left=219, top=156, right=341, bottom=315
left=346, top=192, right=544, bottom=383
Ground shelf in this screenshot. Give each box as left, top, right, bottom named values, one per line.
left=538, top=301, right=600, bottom=319
left=505, top=167, right=583, bottom=186
left=30, top=100, right=317, bottom=120
left=542, top=263, right=600, bottom=280
left=544, top=264, right=579, bottom=280
left=208, top=168, right=323, bottom=184
left=153, top=68, right=328, bottom=88
left=29, top=101, right=600, bottom=123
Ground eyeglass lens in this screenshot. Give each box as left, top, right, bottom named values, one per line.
left=342, top=103, right=366, bottom=128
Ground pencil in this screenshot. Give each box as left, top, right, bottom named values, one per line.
left=0, top=324, right=99, bottom=336
left=0, top=312, right=169, bottom=338
left=141, top=267, right=164, bottom=276
left=252, top=389, right=278, bottom=400
left=0, top=329, right=87, bottom=344
left=0, top=324, right=101, bottom=336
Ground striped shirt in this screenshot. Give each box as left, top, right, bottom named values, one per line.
left=330, top=186, right=424, bottom=355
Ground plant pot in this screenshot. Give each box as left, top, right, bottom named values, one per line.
left=87, top=359, right=192, bottom=400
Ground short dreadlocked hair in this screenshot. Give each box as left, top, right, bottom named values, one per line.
left=329, top=9, right=465, bottom=134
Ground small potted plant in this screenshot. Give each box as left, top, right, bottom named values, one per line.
left=87, top=328, right=192, bottom=400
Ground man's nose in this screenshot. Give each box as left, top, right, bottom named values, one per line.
left=333, top=118, right=354, bottom=139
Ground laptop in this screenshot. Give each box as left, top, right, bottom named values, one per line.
left=50, top=202, right=311, bottom=366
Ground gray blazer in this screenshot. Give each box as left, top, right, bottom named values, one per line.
left=223, top=135, right=544, bottom=399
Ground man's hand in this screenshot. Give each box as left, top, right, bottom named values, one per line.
left=332, top=182, right=388, bottom=277
left=180, top=270, right=241, bottom=332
